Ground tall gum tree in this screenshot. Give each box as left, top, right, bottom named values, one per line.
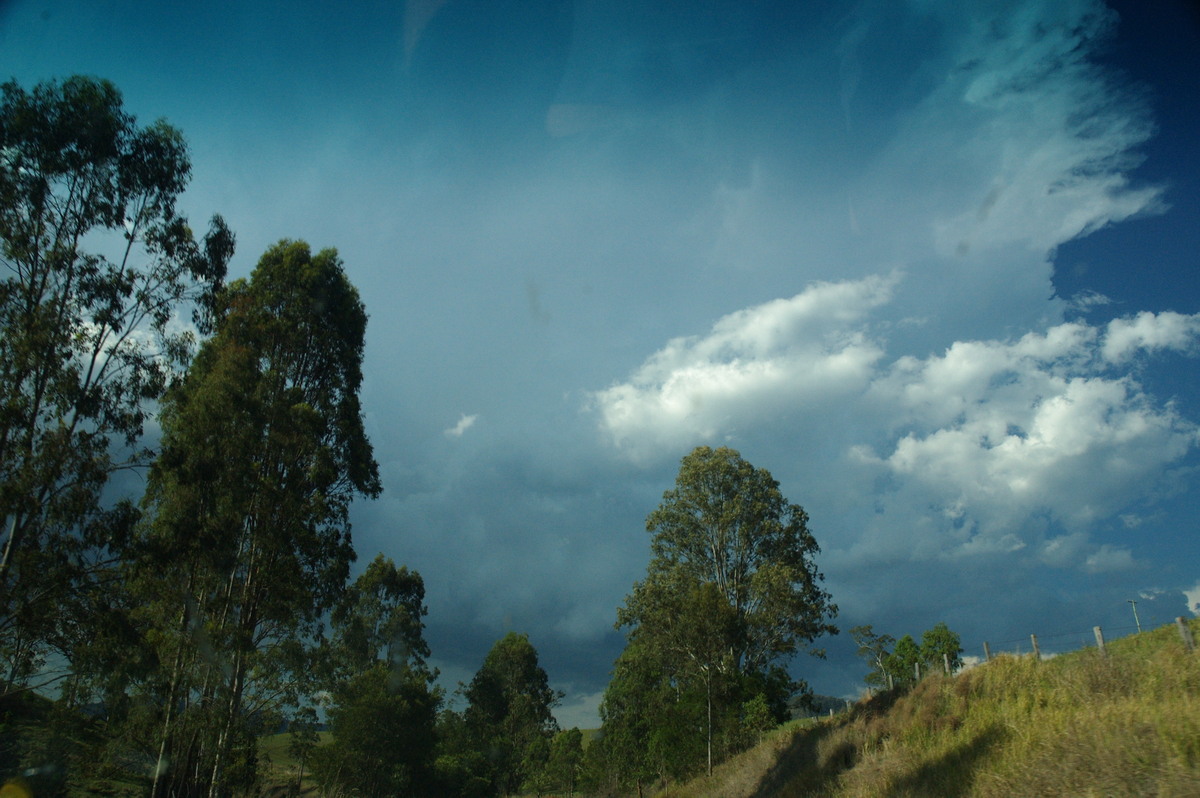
left=0, top=75, right=232, bottom=696
left=629, top=446, right=838, bottom=677
left=460, top=632, right=562, bottom=797
left=608, top=445, right=838, bottom=779
left=314, top=554, right=439, bottom=798
left=136, top=240, right=379, bottom=798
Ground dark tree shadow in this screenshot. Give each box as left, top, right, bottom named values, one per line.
left=749, top=690, right=909, bottom=798
left=747, top=689, right=1006, bottom=798
left=883, top=725, right=1007, bottom=798
left=747, top=720, right=835, bottom=798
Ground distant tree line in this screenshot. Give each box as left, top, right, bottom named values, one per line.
left=0, top=74, right=570, bottom=798
left=0, top=76, right=842, bottom=797
left=851, top=622, right=964, bottom=690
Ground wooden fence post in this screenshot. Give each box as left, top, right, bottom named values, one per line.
left=1030, top=634, right=1041, bottom=660
left=1094, top=626, right=1106, bottom=655
left=983, top=641, right=991, bottom=662
left=1177, top=617, right=1196, bottom=651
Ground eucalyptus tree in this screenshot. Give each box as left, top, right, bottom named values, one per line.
left=541, top=727, right=584, bottom=796
left=607, top=446, right=837, bottom=778
left=314, top=555, right=439, bottom=798
left=0, top=75, right=232, bottom=695
left=920, top=622, right=963, bottom=675
left=851, top=624, right=897, bottom=690
left=598, top=639, right=689, bottom=793
left=136, top=240, right=379, bottom=797
left=617, top=576, right=740, bottom=777
left=885, top=634, right=922, bottom=686
left=460, top=632, right=561, bottom=796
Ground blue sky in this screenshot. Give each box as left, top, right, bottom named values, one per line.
left=4, top=0, right=1199, bottom=727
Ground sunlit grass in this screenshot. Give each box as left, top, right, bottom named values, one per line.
left=657, top=618, right=1200, bottom=798
left=654, top=718, right=825, bottom=798
left=257, top=730, right=331, bottom=796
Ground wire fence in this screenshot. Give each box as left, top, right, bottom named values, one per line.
left=849, top=616, right=1198, bottom=703
left=977, top=623, right=1137, bottom=661
left=962, top=615, right=1198, bottom=671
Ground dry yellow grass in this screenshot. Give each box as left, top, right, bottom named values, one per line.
left=655, top=619, right=1200, bottom=798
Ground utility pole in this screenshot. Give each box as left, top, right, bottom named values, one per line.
left=1128, top=599, right=1142, bottom=633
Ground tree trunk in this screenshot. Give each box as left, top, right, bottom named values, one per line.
left=152, top=581, right=196, bottom=798
left=208, top=549, right=262, bottom=798
left=0, top=514, right=18, bottom=596
left=207, top=621, right=249, bottom=798
left=706, top=674, right=713, bottom=777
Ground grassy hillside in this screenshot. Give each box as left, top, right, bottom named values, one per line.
left=258, top=730, right=332, bottom=796
left=659, top=618, right=1200, bottom=797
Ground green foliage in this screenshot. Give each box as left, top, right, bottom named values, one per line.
left=603, top=446, right=837, bottom=785
left=885, top=634, right=922, bottom=687
left=433, top=709, right=493, bottom=798
left=920, top=621, right=964, bottom=674
left=740, top=693, right=775, bottom=746
left=520, top=733, right=554, bottom=795
left=313, top=664, right=439, bottom=798
left=0, top=74, right=231, bottom=698
left=631, top=446, right=839, bottom=676
left=850, top=624, right=896, bottom=689
left=0, top=688, right=155, bottom=797
left=596, top=640, right=666, bottom=789
left=575, top=731, right=611, bottom=795
left=521, top=728, right=590, bottom=796
left=543, top=727, right=585, bottom=794
left=133, top=239, right=379, bottom=796
left=442, top=632, right=561, bottom=797
left=858, top=622, right=963, bottom=690
left=284, top=706, right=319, bottom=791
left=330, top=553, right=430, bottom=673
left=314, top=555, right=439, bottom=798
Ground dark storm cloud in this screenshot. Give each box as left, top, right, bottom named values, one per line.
left=5, top=0, right=1200, bottom=725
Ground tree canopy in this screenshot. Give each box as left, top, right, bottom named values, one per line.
left=856, top=622, right=964, bottom=690
left=0, top=75, right=232, bottom=697
left=135, top=239, right=379, bottom=797
left=605, top=445, right=837, bottom=783
left=621, top=446, right=838, bottom=676
left=456, top=632, right=562, bottom=797
left=920, top=622, right=964, bottom=674
left=314, top=555, right=439, bottom=798
left=851, top=624, right=896, bottom=690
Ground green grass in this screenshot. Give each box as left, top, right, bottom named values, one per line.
left=653, top=717, right=827, bottom=798
left=579, top=727, right=602, bottom=749
left=257, top=730, right=331, bottom=796
left=0, top=692, right=150, bottom=798
left=259, top=730, right=331, bottom=770
left=656, top=619, right=1200, bottom=798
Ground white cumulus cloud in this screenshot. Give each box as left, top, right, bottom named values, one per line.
left=444, top=413, right=479, bottom=438
left=599, top=278, right=1200, bottom=571
left=1102, top=311, right=1200, bottom=363
left=862, top=317, right=1200, bottom=551
left=589, top=274, right=898, bottom=458
left=1185, top=583, right=1200, bottom=616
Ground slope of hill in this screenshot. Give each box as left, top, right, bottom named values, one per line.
left=658, top=618, right=1200, bottom=797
